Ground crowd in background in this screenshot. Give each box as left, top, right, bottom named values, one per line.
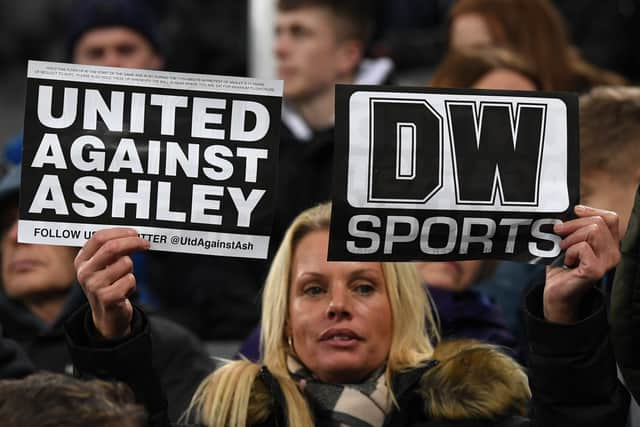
left=2, top=1, right=640, bottom=145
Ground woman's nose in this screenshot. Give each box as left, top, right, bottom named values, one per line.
left=326, top=288, right=351, bottom=320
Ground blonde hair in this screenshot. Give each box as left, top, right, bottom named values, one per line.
left=186, top=202, right=439, bottom=426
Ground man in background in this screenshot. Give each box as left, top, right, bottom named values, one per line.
left=67, top=0, right=164, bottom=70
left=579, top=86, right=640, bottom=239
left=4, top=0, right=164, bottom=167
left=570, top=86, right=640, bottom=424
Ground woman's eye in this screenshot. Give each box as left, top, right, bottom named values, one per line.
left=303, top=285, right=324, bottom=296
left=354, top=283, right=374, bottom=295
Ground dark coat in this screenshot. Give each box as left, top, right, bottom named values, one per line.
left=251, top=360, right=528, bottom=427
left=611, top=184, right=640, bottom=403
left=65, top=284, right=629, bottom=427
left=0, top=284, right=214, bottom=421
left=0, top=332, right=34, bottom=379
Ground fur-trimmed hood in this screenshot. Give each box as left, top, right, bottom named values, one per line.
left=421, top=339, right=530, bottom=421
left=246, top=340, right=530, bottom=426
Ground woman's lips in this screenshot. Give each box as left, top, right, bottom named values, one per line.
left=319, top=328, right=362, bottom=342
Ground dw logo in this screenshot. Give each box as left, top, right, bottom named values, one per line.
left=347, top=91, right=568, bottom=213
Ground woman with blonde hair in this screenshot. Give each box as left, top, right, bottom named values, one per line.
left=447, top=0, right=627, bottom=92
left=67, top=202, right=628, bottom=426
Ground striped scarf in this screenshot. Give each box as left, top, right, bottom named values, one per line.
left=287, top=355, right=392, bottom=427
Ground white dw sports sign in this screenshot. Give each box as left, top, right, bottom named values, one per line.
left=329, top=85, right=579, bottom=263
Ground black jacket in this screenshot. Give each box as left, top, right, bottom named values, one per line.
left=0, top=284, right=214, bottom=421
left=0, top=331, right=34, bottom=379
left=65, top=284, right=629, bottom=427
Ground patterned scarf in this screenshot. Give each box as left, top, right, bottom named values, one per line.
left=287, top=355, right=392, bottom=427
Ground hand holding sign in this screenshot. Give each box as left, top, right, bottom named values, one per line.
left=543, top=205, right=620, bottom=324
left=75, top=228, right=149, bottom=338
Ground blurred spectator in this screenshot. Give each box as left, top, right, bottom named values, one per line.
left=66, top=0, right=164, bottom=69
left=0, top=166, right=215, bottom=421
left=447, top=0, right=627, bottom=91
left=579, top=86, right=640, bottom=425
left=418, top=260, right=520, bottom=359
left=2, top=0, right=165, bottom=164
left=0, top=0, right=246, bottom=148
left=580, top=86, right=640, bottom=237
left=0, top=372, right=146, bottom=427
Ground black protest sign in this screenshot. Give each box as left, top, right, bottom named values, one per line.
left=19, top=61, right=282, bottom=259
left=329, top=85, right=578, bottom=263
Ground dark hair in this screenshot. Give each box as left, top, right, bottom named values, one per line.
left=429, top=46, right=540, bottom=89
left=277, top=0, right=373, bottom=45
left=66, top=0, right=163, bottom=59
left=0, top=372, right=146, bottom=427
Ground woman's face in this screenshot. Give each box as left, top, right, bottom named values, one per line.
left=417, top=260, right=485, bottom=292
left=450, top=12, right=493, bottom=50
left=287, top=230, right=392, bottom=384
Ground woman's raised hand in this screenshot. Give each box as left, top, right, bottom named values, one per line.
left=544, top=205, right=620, bottom=324
left=74, top=228, right=150, bottom=339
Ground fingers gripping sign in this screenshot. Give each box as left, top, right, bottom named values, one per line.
left=544, top=205, right=621, bottom=324
left=75, top=228, right=150, bottom=338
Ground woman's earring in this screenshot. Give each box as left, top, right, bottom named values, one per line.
left=287, top=336, right=294, bottom=352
